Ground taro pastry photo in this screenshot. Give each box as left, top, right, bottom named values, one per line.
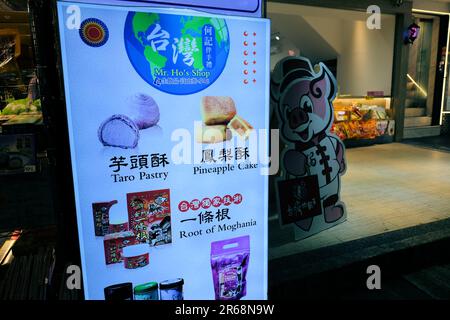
left=92, top=200, right=118, bottom=236
left=98, top=114, right=139, bottom=149
left=201, top=96, right=236, bottom=125
left=134, top=282, right=159, bottom=300
left=104, top=282, right=133, bottom=300
left=211, top=235, right=250, bottom=300
left=122, top=243, right=149, bottom=269
left=127, top=93, right=160, bottom=129
left=159, top=278, right=184, bottom=300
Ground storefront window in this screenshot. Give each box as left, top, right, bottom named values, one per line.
left=0, top=10, right=42, bottom=126
left=269, top=3, right=395, bottom=97
left=266, top=2, right=450, bottom=261
left=0, top=7, right=41, bottom=176
left=269, top=3, right=395, bottom=145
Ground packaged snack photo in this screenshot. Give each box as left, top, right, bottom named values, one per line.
left=127, top=189, right=171, bottom=246
left=210, top=235, right=250, bottom=300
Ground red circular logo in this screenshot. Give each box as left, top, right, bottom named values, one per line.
left=201, top=198, right=212, bottom=209
left=212, top=196, right=222, bottom=208
left=233, top=193, right=243, bottom=205
left=190, top=199, right=200, bottom=211
left=79, top=18, right=109, bottom=47
left=223, top=195, right=233, bottom=206
left=178, top=201, right=190, bottom=212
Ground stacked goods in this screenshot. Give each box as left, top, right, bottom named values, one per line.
left=92, top=189, right=172, bottom=268
left=0, top=98, right=43, bottom=125
left=332, top=120, right=378, bottom=140
left=228, top=115, right=254, bottom=140
left=202, top=96, right=237, bottom=125
left=331, top=103, right=392, bottom=141
left=1, top=98, right=41, bottom=115
left=197, top=96, right=253, bottom=143
left=196, top=124, right=232, bottom=144
left=103, top=231, right=137, bottom=265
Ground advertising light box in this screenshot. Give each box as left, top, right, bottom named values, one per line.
left=57, top=1, right=270, bottom=300
left=65, top=0, right=264, bottom=17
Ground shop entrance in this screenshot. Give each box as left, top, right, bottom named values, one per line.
left=269, top=3, right=396, bottom=147
left=404, top=13, right=449, bottom=138
left=268, top=1, right=450, bottom=257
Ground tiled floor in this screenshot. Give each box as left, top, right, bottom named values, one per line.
left=269, top=143, right=450, bottom=260
left=403, top=135, right=450, bottom=153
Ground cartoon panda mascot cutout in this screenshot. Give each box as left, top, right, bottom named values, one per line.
left=271, top=56, right=347, bottom=239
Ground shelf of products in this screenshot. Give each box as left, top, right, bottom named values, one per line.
left=0, top=11, right=42, bottom=175
left=331, top=97, right=395, bottom=147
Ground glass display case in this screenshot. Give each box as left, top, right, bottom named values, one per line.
left=331, top=97, right=395, bottom=147
left=0, top=10, right=40, bottom=174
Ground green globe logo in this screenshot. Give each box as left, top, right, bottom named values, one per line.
left=125, top=12, right=230, bottom=95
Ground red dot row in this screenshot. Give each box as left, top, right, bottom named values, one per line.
left=243, top=31, right=257, bottom=85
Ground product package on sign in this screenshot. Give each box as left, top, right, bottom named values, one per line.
left=57, top=1, right=269, bottom=300
left=127, top=189, right=171, bottom=246
left=92, top=200, right=118, bottom=236
left=211, top=235, right=250, bottom=300
left=103, top=231, right=138, bottom=265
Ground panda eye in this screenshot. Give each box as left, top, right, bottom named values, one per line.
left=300, top=95, right=313, bottom=113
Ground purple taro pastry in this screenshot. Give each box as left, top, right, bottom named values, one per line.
left=98, top=114, right=140, bottom=149
left=127, top=93, right=160, bottom=129
left=211, top=235, right=250, bottom=300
